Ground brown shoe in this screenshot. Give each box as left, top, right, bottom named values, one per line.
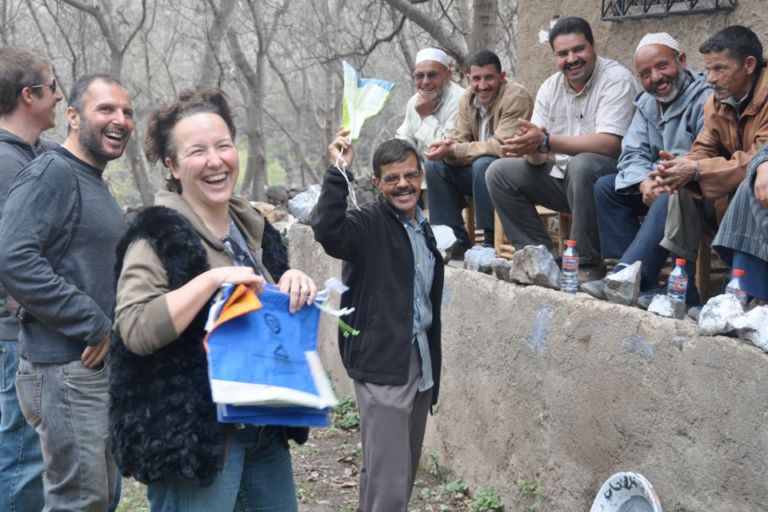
left=578, top=264, right=606, bottom=284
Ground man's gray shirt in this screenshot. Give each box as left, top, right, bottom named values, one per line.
left=0, top=128, right=57, bottom=340
left=0, top=147, right=125, bottom=363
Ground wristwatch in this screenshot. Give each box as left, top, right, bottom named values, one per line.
left=537, top=131, right=550, bottom=154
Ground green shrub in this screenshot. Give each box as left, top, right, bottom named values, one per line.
left=332, top=396, right=360, bottom=430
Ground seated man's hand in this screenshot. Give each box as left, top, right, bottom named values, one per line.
left=649, top=150, right=697, bottom=194
left=755, top=161, right=768, bottom=208
left=639, top=178, right=661, bottom=207
left=329, top=128, right=354, bottom=168
left=500, top=119, right=544, bottom=157
left=414, top=90, right=439, bottom=119
left=424, top=139, right=453, bottom=161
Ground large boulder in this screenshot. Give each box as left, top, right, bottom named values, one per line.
left=508, top=245, right=560, bottom=289
left=604, top=261, right=642, bottom=306
left=698, top=294, right=744, bottom=335
left=287, top=184, right=321, bottom=224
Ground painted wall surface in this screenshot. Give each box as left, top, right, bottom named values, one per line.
left=513, top=0, right=768, bottom=92
left=288, top=223, right=768, bottom=511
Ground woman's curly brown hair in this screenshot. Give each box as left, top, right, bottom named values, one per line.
left=144, top=88, right=236, bottom=192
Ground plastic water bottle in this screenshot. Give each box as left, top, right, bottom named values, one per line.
left=725, top=268, right=748, bottom=308
left=560, top=239, right=579, bottom=293
left=667, top=258, right=688, bottom=303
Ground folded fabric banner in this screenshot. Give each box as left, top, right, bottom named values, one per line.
left=341, top=60, right=396, bottom=140
left=217, top=404, right=332, bottom=428
left=204, top=283, right=337, bottom=424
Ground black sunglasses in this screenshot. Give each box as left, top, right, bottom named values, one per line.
left=29, top=77, right=57, bottom=95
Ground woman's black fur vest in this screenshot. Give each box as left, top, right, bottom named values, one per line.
left=108, top=205, right=306, bottom=486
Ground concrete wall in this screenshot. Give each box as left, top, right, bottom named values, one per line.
left=288, top=223, right=768, bottom=511
left=512, top=0, right=768, bottom=91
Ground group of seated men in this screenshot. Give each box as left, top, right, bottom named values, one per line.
left=395, top=16, right=768, bottom=309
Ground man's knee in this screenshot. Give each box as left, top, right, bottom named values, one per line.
left=471, top=156, right=497, bottom=176
left=593, top=173, right=617, bottom=203
left=486, top=157, right=532, bottom=191
left=567, top=153, right=616, bottom=183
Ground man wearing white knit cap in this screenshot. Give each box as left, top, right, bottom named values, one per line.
left=395, top=48, right=464, bottom=155
left=582, top=32, right=711, bottom=307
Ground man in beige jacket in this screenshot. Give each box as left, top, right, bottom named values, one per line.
left=424, top=49, right=533, bottom=257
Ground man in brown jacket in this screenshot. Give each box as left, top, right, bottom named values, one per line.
left=424, top=49, right=533, bottom=257
left=652, top=25, right=768, bottom=270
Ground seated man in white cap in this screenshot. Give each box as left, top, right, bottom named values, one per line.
left=395, top=47, right=464, bottom=155
left=424, top=49, right=533, bottom=257
left=581, top=32, right=711, bottom=307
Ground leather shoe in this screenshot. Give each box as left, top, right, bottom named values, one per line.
left=577, top=264, right=606, bottom=283
left=581, top=278, right=607, bottom=300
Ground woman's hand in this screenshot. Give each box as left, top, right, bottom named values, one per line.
left=278, top=269, right=317, bottom=313
left=206, top=266, right=265, bottom=295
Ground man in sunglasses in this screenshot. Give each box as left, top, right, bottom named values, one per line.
left=0, top=46, right=63, bottom=512
left=313, top=132, right=444, bottom=511
left=395, top=48, right=463, bottom=155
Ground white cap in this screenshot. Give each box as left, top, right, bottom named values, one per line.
left=635, top=32, right=680, bottom=55
left=415, top=48, right=450, bottom=66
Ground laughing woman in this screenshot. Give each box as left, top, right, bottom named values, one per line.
left=109, top=88, right=315, bottom=511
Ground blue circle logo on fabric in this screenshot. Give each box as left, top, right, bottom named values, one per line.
left=264, top=313, right=281, bottom=334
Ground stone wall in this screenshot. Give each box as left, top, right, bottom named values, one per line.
left=512, top=0, right=768, bottom=90
left=288, top=223, right=768, bottom=511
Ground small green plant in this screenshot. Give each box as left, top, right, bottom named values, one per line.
left=472, top=488, right=503, bottom=512
left=332, top=396, right=360, bottom=430
left=441, top=478, right=469, bottom=496
left=516, top=478, right=544, bottom=511
left=426, top=450, right=447, bottom=483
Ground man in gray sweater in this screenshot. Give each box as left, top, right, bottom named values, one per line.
left=0, top=46, right=62, bottom=512
left=0, top=73, right=133, bottom=512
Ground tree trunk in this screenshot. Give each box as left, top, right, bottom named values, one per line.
left=124, top=137, right=154, bottom=206
left=469, top=0, right=497, bottom=55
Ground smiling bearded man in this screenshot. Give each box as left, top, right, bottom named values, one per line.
left=0, top=73, right=133, bottom=511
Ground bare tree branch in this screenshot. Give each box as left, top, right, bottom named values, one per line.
left=381, top=0, right=467, bottom=64
left=264, top=109, right=321, bottom=184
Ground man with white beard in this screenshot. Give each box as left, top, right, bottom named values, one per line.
left=580, top=33, right=711, bottom=304
left=395, top=47, right=463, bottom=155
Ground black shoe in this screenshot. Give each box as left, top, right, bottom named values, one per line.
left=577, top=264, right=606, bottom=283
left=581, top=278, right=607, bottom=300
left=445, top=242, right=471, bottom=263
left=637, top=288, right=665, bottom=310
left=687, top=306, right=702, bottom=321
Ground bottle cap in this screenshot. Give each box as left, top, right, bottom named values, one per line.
left=675, top=258, right=686, bottom=266
left=733, top=268, right=745, bottom=277
left=566, top=239, right=576, bottom=247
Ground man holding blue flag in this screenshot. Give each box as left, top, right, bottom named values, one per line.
left=312, top=130, right=444, bottom=512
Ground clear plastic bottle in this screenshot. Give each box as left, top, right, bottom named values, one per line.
left=667, top=257, right=688, bottom=303
left=560, top=239, right=579, bottom=294
left=725, top=268, right=748, bottom=308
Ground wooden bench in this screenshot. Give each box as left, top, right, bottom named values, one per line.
left=494, top=207, right=572, bottom=259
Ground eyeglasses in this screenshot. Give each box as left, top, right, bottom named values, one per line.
left=380, top=170, right=422, bottom=185
left=29, top=78, right=57, bottom=94
left=413, top=71, right=440, bottom=81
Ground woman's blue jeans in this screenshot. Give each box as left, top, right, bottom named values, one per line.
left=147, top=425, right=298, bottom=512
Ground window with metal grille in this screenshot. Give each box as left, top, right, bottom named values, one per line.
left=601, top=0, right=737, bottom=21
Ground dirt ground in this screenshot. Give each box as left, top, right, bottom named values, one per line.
left=293, top=426, right=478, bottom=512
left=117, top=424, right=484, bottom=512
